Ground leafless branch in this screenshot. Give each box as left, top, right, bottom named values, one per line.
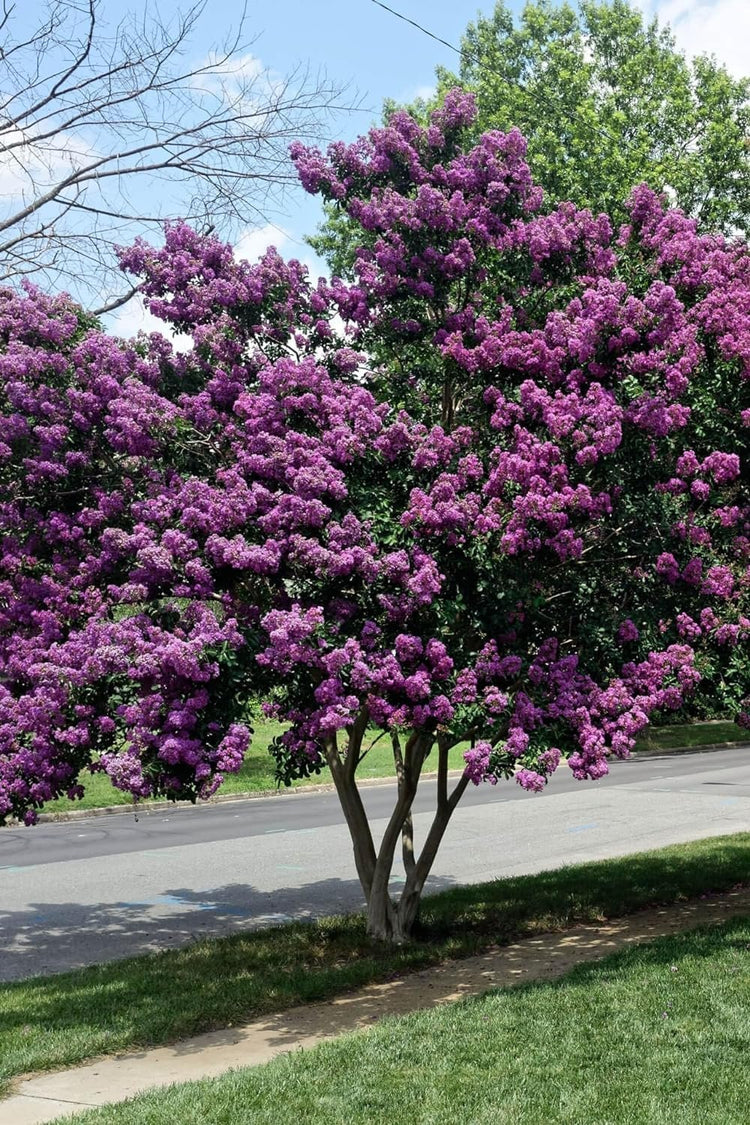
left=0, top=0, right=358, bottom=309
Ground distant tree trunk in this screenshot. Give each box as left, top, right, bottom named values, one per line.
left=326, top=721, right=469, bottom=942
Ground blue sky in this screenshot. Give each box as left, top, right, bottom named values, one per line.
left=98, top=0, right=747, bottom=336
left=227, top=0, right=496, bottom=267
left=251, top=0, right=477, bottom=109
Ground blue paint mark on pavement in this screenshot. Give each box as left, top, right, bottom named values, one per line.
left=114, top=894, right=259, bottom=918
left=566, top=822, right=598, bottom=833
left=117, top=894, right=214, bottom=911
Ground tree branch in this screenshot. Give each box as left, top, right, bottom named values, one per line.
left=0, top=0, right=357, bottom=306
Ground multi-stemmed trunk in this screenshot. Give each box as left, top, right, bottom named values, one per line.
left=324, top=711, right=469, bottom=942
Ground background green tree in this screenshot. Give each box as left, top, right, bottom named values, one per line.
left=311, top=0, right=749, bottom=277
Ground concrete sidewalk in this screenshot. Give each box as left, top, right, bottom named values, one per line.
left=4, top=885, right=750, bottom=1125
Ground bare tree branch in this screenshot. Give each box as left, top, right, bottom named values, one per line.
left=0, top=0, right=358, bottom=308
left=92, top=283, right=139, bottom=316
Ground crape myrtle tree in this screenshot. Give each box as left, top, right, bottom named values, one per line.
left=1, top=93, right=748, bottom=941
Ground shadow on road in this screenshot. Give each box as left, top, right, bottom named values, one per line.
left=0, top=874, right=458, bottom=982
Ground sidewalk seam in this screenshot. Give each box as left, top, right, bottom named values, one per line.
left=17, top=1093, right=99, bottom=1107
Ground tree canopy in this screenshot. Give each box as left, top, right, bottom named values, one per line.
left=311, top=0, right=750, bottom=276
left=1, top=92, right=748, bottom=940
left=450, top=0, right=750, bottom=234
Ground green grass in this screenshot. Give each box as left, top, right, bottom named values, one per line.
left=635, top=719, right=744, bottom=754
left=1, top=832, right=748, bottom=1100
left=43, top=722, right=467, bottom=814
left=62, top=915, right=750, bottom=1125
left=43, top=719, right=747, bottom=815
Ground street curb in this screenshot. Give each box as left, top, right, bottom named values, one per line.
left=31, top=738, right=748, bottom=826
left=630, top=740, right=747, bottom=758
left=33, top=768, right=467, bottom=824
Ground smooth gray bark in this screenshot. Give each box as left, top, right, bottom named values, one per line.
left=328, top=719, right=470, bottom=942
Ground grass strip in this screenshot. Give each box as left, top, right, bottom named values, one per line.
left=1, top=832, right=748, bottom=1097
left=63, top=915, right=750, bottom=1125
left=635, top=719, right=745, bottom=753
left=43, top=719, right=747, bottom=815
left=42, top=718, right=468, bottom=813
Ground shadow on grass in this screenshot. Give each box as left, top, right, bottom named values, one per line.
left=449, top=912, right=750, bottom=1016
left=419, top=832, right=750, bottom=937
left=242, top=910, right=750, bottom=1059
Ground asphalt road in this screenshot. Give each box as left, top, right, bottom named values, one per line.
left=1, top=747, right=748, bottom=981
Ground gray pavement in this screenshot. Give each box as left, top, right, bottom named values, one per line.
left=1, top=747, right=748, bottom=981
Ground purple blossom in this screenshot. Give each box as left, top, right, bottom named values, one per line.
left=516, top=769, right=546, bottom=793
left=617, top=620, right=640, bottom=644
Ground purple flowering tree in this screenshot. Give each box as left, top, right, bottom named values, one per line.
left=1, top=92, right=748, bottom=941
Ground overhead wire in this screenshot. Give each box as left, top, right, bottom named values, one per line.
left=366, top=0, right=631, bottom=150
left=368, top=0, right=462, bottom=59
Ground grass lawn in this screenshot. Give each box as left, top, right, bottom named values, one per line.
left=0, top=832, right=748, bottom=1099
left=635, top=719, right=744, bottom=753
left=43, top=719, right=747, bottom=815
left=62, top=915, right=750, bottom=1125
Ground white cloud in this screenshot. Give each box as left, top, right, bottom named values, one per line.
left=638, top=1, right=750, bottom=77
left=110, top=295, right=193, bottom=352
left=192, top=50, right=285, bottom=122
left=0, top=127, right=98, bottom=206
left=234, top=222, right=326, bottom=283
left=234, top=222, right=291, bottom=261
left=192, top=51, right=267, bottom=99
left=393, top=82, right=437, bottom=107
left=206, top=51, right=266, bottom=84
left=0, top=130, right=37, bottom=200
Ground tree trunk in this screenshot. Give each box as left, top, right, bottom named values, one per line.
left=326, top=722, right=470, bottom=943
left=364, top=877, right=421, bottom=943
left=358, top=732, right=470, bottom=942
left=364, top=884, right=399, bottom=941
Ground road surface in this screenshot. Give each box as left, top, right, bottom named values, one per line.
left=1, top=747, right=748, bottom=980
